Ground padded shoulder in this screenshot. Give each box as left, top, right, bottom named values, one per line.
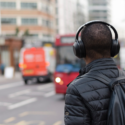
left=69, top=74, right=108, bottom=96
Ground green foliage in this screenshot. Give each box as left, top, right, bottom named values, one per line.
left=23, top=29, right=32, bottom=36
left=15, top=27, right=19, bottom=36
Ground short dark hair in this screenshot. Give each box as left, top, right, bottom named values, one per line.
left=81, top=23, right=112, bottom=59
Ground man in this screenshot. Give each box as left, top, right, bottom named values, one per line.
left=0, top=61, right=5, bottom=75
left=64, top=21, right=120, bottom=125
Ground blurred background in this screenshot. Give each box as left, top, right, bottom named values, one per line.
left=0, top=0, right=124, bottom=125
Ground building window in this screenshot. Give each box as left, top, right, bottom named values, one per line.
left=92, top=10, right=108, bottom=13
left=22, top=18, right=38, bottom=25
left=21, top=2, right=37, bottom=9
left=0, top=2, right=16, bottom=9
left=43, top=34, right=52, bottom=41
left=56, top=7, right=58, bottom=14
left=56, top=29, right=59, bottom=34
left=42, top=19, right=52, bottom=27
left=1, top=18, right=16, bottom=24
left=31, top=34, right=38, bottom=37
left=91, top=1, right=107, bottom=6
left=42, top=3, right=50, bottom=13
left=56, top=18, right=58, bottom=25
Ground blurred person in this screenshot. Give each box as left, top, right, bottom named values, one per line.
left=64, top=21, right=125, bottom=125
left=0, top=61, right=5, bottom=75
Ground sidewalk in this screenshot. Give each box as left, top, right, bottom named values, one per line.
left=0, top=72, right=23, bottom=83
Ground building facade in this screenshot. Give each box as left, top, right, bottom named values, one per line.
left=56, top=0, right=88, bottom=35
left=88, top=0, right=110, bottom=22
left=0, top=37, right=23, bottom=71
left=0, top=0, right=56, bottom=42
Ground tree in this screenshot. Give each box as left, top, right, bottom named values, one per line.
left=15, top=27, right=19, bottom=36
left=23, top=29, right=31, bottom=36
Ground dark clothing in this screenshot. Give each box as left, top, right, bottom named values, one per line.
left=64, top=58, right=119, bottom=125
left=0, top=64, right=5, bottom=75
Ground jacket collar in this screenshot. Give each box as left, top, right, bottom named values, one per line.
left=79, top=58, right=117, bottom=75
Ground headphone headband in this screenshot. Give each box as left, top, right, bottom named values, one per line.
left=75, top=20, right=118, bottom=41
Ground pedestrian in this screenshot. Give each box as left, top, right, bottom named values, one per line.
left=0, top=62, right=5, bottom=75
left=64, top=21, right=124, bottom=125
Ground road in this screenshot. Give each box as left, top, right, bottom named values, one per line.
left=0, top=78, right=65, bottom=125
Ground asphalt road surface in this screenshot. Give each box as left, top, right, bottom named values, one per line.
left=0, top=78, right=65, bottom=125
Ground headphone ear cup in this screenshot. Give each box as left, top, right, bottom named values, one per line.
left=73, top=40, right=86, bottom=58
left=111, top=40, right=120, bottom=57
left=79, top=40, right=86, bottom=58
left=73, top=41, right=81, bottom=58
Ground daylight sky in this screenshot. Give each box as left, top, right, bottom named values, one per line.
left=111, top=0, right=125, bottom=25
left=111, top=0, right=125, bottom=39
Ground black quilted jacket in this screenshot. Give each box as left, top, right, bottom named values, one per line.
left=64, top=58, right=119, bottom=125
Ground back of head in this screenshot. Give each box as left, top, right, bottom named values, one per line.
left=81, top=23, right=112, bottom=60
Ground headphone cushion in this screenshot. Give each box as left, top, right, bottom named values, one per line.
left=73, top=40, right=86, bottom=58
left=111, top=40, right=120, bottom=57
left=73, top=41, right=81, bottom=58
left=79, top=40, right=86, bottom=58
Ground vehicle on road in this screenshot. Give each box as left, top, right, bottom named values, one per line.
left=19, top=47, right=51, bottom=84
left=54, top=34, right=86, bottom=94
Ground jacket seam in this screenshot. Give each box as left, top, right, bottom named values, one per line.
left=89, top=67, right=117, bottom=72
left=66, top=93, right=80, bottom=97
left=65, top=103, right=84, bottom=107
left=92, top=119, right=107, bottom=123
left=88, top=98, right=109, bottom=103
left=80, top=87, right=108, bottom=94
left=91, top=109, right=107, bottom=112
left=65, top=114, right=85, bottom=118
left=76, top=80, right=99, bottom=86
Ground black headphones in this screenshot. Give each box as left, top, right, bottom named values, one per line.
left=73, top=20, right=120, bottom=58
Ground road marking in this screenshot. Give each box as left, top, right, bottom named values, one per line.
left=26, top=121, right=45, bottom=124
left=15, top=121, right=30, bottom=125
left=19, top=112, right=29, bottom=117
left=0, top=81, right=23, bottom=90
left=39, top=121, right=45, bottom=125
left=28, top=111, right=55, bottom=115
left=26, top=92, right=43, bottom=96
left=4, top=117, right=15, bottom=123
left=53, top=121, right=62, bottom=125
left=15, top=121, right=44, bottom=125
left=8, top=98, right=37, bottom=110
left=44, top=91, right=55, bottom=97
left=0, top=121, right=46, bottom=125
left=37, top=84, right=53, bottom=90
left=0, top=124, right=13, bottom=125
left=9, top=89, right=31, bottom=98
left=12, top=96, right=30, bottom=100
left=0, top=102, right=12, bottom=106
left=19, top=111, right=55, bottom=117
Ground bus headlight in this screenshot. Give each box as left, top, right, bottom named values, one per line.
left=55, top=77, right=61, bottom=83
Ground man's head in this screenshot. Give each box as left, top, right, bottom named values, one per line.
left=81, top=23, right=112, bottom=63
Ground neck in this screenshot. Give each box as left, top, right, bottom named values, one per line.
left=84, top=57, right=92, bottom=65
left=85, top=56, right=111, bottom=65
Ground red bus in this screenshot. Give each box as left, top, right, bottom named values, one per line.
left=54, top=34, right=86, bottom=94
